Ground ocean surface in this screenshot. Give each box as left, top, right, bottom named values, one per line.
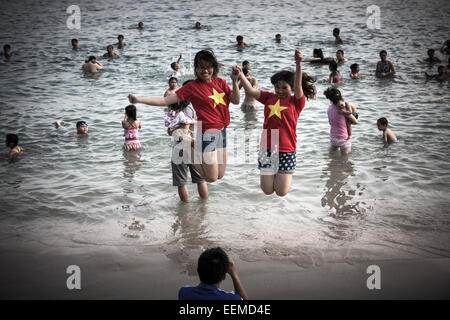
left=0, top=0, right=449, bottom=269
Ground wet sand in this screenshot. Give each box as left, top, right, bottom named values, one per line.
left=1, top=239, right=449, bottom=299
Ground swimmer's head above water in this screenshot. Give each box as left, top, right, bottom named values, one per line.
left=76, top=121, right=88, bottom=135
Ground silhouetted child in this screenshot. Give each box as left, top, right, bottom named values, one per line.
left=275, top=34, right=282, bottom=43
left=377, top=118, right=397, bottom=145
left=5, top=134, right=24, bottom=159
left=71, top=39, right=78, bottom=50
left=171, top=54, right=182, bottom=75
left=329, top=60, right=343, bottom=84
left=117, top=35, right=126, bottom=48
left=425, top=49, right=441, bottom=63
left=350, top=63, right=360, bottom=78
left=425, top=66, right=449, bottom=81
left=236, top=35, right=248, bottom=48
left=178, top=247, right=248, bottom=300
left=333, top=28, right=343, bottom=44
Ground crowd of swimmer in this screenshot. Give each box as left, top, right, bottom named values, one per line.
left=4, top=23, right=450, bottom=203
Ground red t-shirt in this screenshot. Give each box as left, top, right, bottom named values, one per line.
left=176, top=78, right=232, bottom=132
left=257, top=90, right=306, bottom=152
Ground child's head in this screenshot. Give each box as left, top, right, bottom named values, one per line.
left=125, top=105, right=137, bottom=121
left=170, top=61, right=180, bottom=71
left=138, top=22, right=144, bottom=28
left=76, top=121, right=89, bottom=134
left=236, top=35, right=244, bottom=44
left=168, top=77, right=178, bottom=89
left=329, top=60, right=338, bottom=72
left=195, top=21, right=201, bottom=29
left=427, top=49, right=435, bottom=57
left=275, top=34, right=282, bottom=42
left=194, top=49, right=219, bottom=81
left=336, top=49, right=344, bottom=60
left=313, top=48, right=324, bottom=59
left=6, top=133, right=18, bottom=148
left=333, top=28, right=340, bottom=36
left=377, top=117, right=388, bottom=130
left=271, top=70, right=295, bottom=98
left=350, top=63, right=360, bottom=73
left=168, top=80, right=192, bottom=112
left=324, top=87, right=344, bottom=105
left=242, top=60, right=250, bottom=70
left=197, top=247, right=229, bottom=285
left=379, top=50, right=387, bottom=60
left=87, top=56, right=96, bottom=63
left=107, top=45, right=113, bottom=53
left=71, top=39, right=78, bottom=47
left=118, top=34, right=124, bottom=41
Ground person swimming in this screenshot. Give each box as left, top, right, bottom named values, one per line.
left=303, top=48, right=334, bottom=64
left=275, top=34, right=282, bottom=43
left=350, top=63, right=360, bottom=79
left=138, top=22, right=144, bottom=29
left=333, top=28, right=343, bottom=44
left=71, top=39, right=78, bottom=50
left=5, top=133, right=25, bottom=159
left=103, top=45, right=120, bottom=58
left=329, top=60, right=343, bottom=84
left=236, top=35, right=248, bottom=48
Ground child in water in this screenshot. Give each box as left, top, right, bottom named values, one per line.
left=55, top=121, right=89, bottom=135
left=240, top=77, right=259, bottom=112
left=425, top=66, right=449, bottom=81
left=5, top=134, right=24, bottom=159
left=335, top=50, right=347, bottom=64
left=122, top=105, right=141, bottom=151
left=168, top=80, right=208, bottom=202
left=333, top=28, right=343, bottom=44
left=329, top=60, right=343, bottom=84
left=377, top=117, right=397, bottom=145
left=425, top=49, right=441, bottom=63
left=238, top=49, right=316, bottom=197
left=236, top=35, right=248, bottom=48
left=117, top=35, right=127, bottom=48
left=171, top=54, right=183, bottom=76
left=103, top=45, right=120, bottom=58
left=164, top=77, right=178, bottom=97
left=324, top=87, right=358, bottom=155
left=350, top=63, right=360, bottom=78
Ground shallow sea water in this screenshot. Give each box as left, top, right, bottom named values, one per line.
left=0, top=0, right=449, bottom=268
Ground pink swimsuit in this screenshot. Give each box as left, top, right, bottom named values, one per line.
left=123, top=122, right=141, bottom=151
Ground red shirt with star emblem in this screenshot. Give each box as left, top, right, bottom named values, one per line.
left=176, top=77, right=232, bottom=132
left=257, top=90, right=306, bottom=152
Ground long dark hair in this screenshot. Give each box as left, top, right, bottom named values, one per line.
left=125, top=105, right=137, bottom=121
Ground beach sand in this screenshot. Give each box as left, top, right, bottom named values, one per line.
left=1, top=239, right=449, bottom=300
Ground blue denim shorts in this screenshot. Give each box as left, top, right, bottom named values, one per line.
left=195, top=128, right=227, bottom=152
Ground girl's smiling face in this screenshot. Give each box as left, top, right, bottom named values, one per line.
left=195, top=60, right=214, bottom=82
left=274, top=80, right=292, bottom=99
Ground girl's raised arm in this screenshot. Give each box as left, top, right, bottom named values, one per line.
left=294, top=49, right=303, bottom=99
left=237, top=67, right=261, bottom=99
left=128, top=93, right=180, bottom=106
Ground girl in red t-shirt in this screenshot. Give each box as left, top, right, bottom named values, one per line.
left=128, top=49, right=240, bottom=183
left=237, top=49, right=316, bottom=196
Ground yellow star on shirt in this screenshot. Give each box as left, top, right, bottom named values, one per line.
left=268, top=99, right=288, bottom=119
left=208, top=88, right=226, bottom=108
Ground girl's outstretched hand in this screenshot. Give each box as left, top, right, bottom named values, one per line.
left=231, top=65, right=241, bottom=81
left=295, top=49, right=303, bottom=63
left=128, top=94, right=138, bottom=104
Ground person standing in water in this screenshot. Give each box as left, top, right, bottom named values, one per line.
left=375, top=50, right=396, bottom=78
